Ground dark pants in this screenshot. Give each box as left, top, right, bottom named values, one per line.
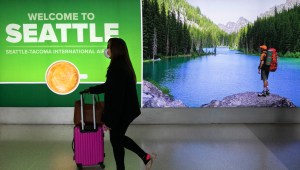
left=109, top=120, right=146, bottom=170
left=261, top=66, right=270, bottom=81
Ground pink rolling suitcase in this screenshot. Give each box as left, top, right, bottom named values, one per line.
left=73, top=93, right=105, bottom=169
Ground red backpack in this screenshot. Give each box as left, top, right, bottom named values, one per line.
left=266, top=48, right=278, bottom=72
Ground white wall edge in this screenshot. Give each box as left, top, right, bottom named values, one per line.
left=1, top=107, right=300, bottom=124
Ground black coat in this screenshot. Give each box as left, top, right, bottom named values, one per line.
left=89, top=59, right=141, bottom=129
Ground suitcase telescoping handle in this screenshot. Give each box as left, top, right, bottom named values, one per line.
left=80, top=93, right=97, bottom=131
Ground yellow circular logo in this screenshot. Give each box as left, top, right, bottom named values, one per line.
left=45, top=60, right=80, bottom=95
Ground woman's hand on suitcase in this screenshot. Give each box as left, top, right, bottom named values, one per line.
left=80, top=88, right=90, bottom=94
left=103, top=124, right=111, bottom=131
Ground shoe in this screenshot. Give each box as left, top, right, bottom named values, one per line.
left=266, top=89, right=270, bottom=96
left=258, top=91, right=267, bottom=97
left=145, top=153, right=157, bottom=170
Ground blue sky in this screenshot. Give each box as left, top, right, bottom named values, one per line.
left=185, top=0, right=287, bottom=25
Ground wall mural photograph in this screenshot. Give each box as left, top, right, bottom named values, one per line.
left=142, top=0, right=300, bottom=108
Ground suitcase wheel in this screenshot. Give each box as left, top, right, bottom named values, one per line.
left=99, top=162, right=105, bottom=169
left=76, top=164, right=82, bottom=169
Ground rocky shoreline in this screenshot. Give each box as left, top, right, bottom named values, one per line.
left=201, top=92, right=296, bottom=108
left=142, top=80, right=186, bottom=108
left=143, top=82, right=296, bottom=108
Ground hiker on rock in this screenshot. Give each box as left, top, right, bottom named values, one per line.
left=258, top=45, right=271, bottom=97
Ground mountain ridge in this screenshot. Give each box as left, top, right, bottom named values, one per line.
left=217, top=0, right=300, bottom=34
left=259, top=0, right=300, bottom=18
left=218, top=17, right=250, bottom=34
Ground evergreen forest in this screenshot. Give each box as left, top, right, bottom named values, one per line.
left=142, top=0, right=300, bottom=60
left=142, top=0, right=228, bottom=60
left=238, top=5, right=300, bottom=57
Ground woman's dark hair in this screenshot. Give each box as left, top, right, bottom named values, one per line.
left=107, top=38, right=136, bottom=83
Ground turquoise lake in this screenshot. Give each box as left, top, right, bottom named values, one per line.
left=143, top=47, right=300, bottom=107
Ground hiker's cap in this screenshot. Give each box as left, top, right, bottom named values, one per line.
left=260, top=45, right=267, bottom=50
